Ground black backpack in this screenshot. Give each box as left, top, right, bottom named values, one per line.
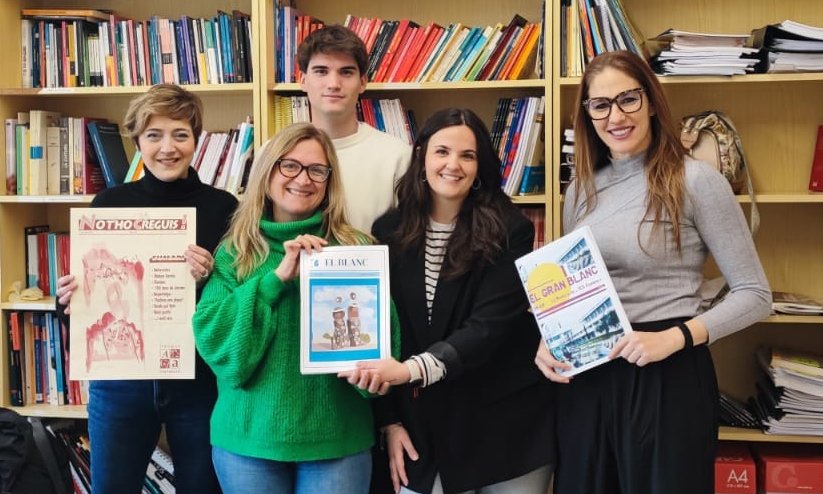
left=0, top=408, right=71, bottom=494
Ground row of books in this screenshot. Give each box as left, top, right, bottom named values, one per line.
left=6, top=311, right=87, bottom=407
left=191, top=121, right=255, bottom=195
left=272, top=96, right=417, bottom=146
left=522, top=207, right=546, bottom=250
left=24, top=226, right=68, bottom=298
left=491, top=96, right=546, bottom=196
left=45, top=421, right=176, bottom=494
left=5, top=112, right=127, bottom=196
left=274, top=4, right=544, bottom=83
left=559, top=0, right=644, bottom=77
left=20, top=8, right=252, bottom=89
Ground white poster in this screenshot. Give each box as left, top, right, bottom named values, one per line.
left=69, top=207, right=196, bottom=379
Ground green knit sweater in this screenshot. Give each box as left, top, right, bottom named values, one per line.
left=193, top=211, right=400, bottom=461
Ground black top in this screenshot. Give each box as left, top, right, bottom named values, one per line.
left=58, top=167, right=238, bottom=386
left=372, top=203, right=555, bottom=494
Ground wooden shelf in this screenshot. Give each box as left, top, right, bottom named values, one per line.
left=1, top=297, right=56, bottom=311
left=511, top=194, right=547, bottom=205
left=269, top=80, right=547, bottom=92
left=0, top=83, right=253, bottom=96
left=560, top=72, right=823, bottom=86
left=762, top=314, right=823, bottom=324
left=559, top=194, right=823, bottom=204
left=0, top=195, right=94, bottom=204
left=9, top=404, right=88, bottom=419
left=719, top=426, right=823, bottom=444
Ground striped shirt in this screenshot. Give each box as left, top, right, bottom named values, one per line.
left=425, top=219, right=455, bottom=323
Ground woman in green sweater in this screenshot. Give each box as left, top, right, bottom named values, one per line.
left=193, top=123, right=399, bottom=494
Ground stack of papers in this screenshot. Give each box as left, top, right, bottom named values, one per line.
left=751, top=20, right=823, bottom=72
left=752, top=347, right=823, bottom=436
left=650, top=29, right=761, bottom=76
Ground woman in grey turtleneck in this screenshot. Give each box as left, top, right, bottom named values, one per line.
left=535, top=51, right=770, bottom=494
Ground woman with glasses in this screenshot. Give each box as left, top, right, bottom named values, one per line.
left=534, top=50, right=770, bottom=494
left=349, top=108, right=555, bottom=494
left=192, top=123, right=399, bottom=494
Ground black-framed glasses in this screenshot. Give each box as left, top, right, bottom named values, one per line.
left=582, top=88, right=645, bottom=120
left=275, top=158, right=332, bottom=183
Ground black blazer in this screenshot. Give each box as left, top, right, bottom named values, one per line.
left=372, top=204, right=555, bottom=494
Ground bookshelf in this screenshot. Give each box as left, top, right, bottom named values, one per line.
left=0, top=0, right=819, bottom=451
left=0, top=0, right=258, bottom=419
left=259, top=0, right=553, bottom=233
left=552, top=0, right=823, bottom=444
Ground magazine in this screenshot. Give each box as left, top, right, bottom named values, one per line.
left=69, top=207, right=196, bottom=380
left=772, top=291, right=823, bottom=315
left=299, top=245, right=391, bottom=374
left=515, top=225, right=631, bottom=377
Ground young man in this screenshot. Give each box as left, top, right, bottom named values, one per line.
left=297, top=25, right=412, bottom=233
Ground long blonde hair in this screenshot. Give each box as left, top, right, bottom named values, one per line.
left=573, top=51, right=687, bottom=253
left=223, top=123, right=369, bottom=279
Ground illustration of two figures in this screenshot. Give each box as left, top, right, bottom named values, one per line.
left=330, top=292, right=367, bottom=350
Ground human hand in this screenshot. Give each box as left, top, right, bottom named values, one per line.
left=355, top=358, right=411, bottom=386
left=383, top=423, right=418, bottom=493
left=337, top=368, right=391, bottom=395
left=55, top=274, right=77, bottom=315
left=608, top=328, right=683, bottom=366
left=534, top=342, right=572, bottom=383
left=186, top=244, right=214, bottom=285
left=274, top=234, right=328, bottom=282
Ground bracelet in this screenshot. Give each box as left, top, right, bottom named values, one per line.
left=677, top=322, right=694, bottom=350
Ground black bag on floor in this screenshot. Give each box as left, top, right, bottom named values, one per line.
left=0, top=407, right=71, bottom=494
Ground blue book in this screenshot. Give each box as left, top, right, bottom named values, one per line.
left=87, top=121, right=130, bottom=188
left=518, top=165, right=546, bottom=195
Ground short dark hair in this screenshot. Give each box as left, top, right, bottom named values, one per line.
left=297, top=25, right=369, bottom=76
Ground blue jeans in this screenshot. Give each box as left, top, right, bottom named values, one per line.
left=88, top=378, right=220, bottom=494
left=212, top=446, right=371, bottom=494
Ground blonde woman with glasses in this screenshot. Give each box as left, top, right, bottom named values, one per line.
left=193, top=123, right=399, bottom=494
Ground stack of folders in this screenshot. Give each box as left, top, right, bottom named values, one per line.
left=719, top=392, right=760, bottom=429
left=649, top=29, right=761, bottom=76
left=751, top=20, right=823, bottom=72
left=751, top=347, right=823, bottom=436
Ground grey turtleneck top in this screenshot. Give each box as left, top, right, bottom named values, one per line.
left=563, top=153, right=771, bottom=343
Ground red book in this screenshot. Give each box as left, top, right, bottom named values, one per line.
left=809, top=125, right=823, bottom=192
left=374, top=19, right=414, bottom=83
left=406, top=25, right=443, bottom=82
left=392, top=24, right=430, bottom=82
left=385, top=26, right=419, bottom=82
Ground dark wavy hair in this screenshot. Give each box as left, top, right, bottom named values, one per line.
left=391, top=108, right=509, bottom=279
left=297, top=25, right=368, bottom=76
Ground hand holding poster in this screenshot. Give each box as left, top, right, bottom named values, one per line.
left=69, top=207, right=196, bottom=380
left=515, top=225, right=631, bottom=376
left=299, top=245, right=391, bottom=374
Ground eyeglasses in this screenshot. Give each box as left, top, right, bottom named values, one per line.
left=582, top=88, right=645, bottom=120
left=275, top=158, right=332, bottom=183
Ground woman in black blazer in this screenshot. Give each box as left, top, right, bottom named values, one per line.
left=349, top=108, right=555, bottom=494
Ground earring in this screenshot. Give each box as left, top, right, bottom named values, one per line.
left=420, top=171, right=427, bottom=182
left=471, top=177, right=481, bottom=190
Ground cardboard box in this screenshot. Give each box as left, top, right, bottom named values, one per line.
left=716, top=442, right=756, bottom=494
left=755, top=444, right=823, bottom=494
